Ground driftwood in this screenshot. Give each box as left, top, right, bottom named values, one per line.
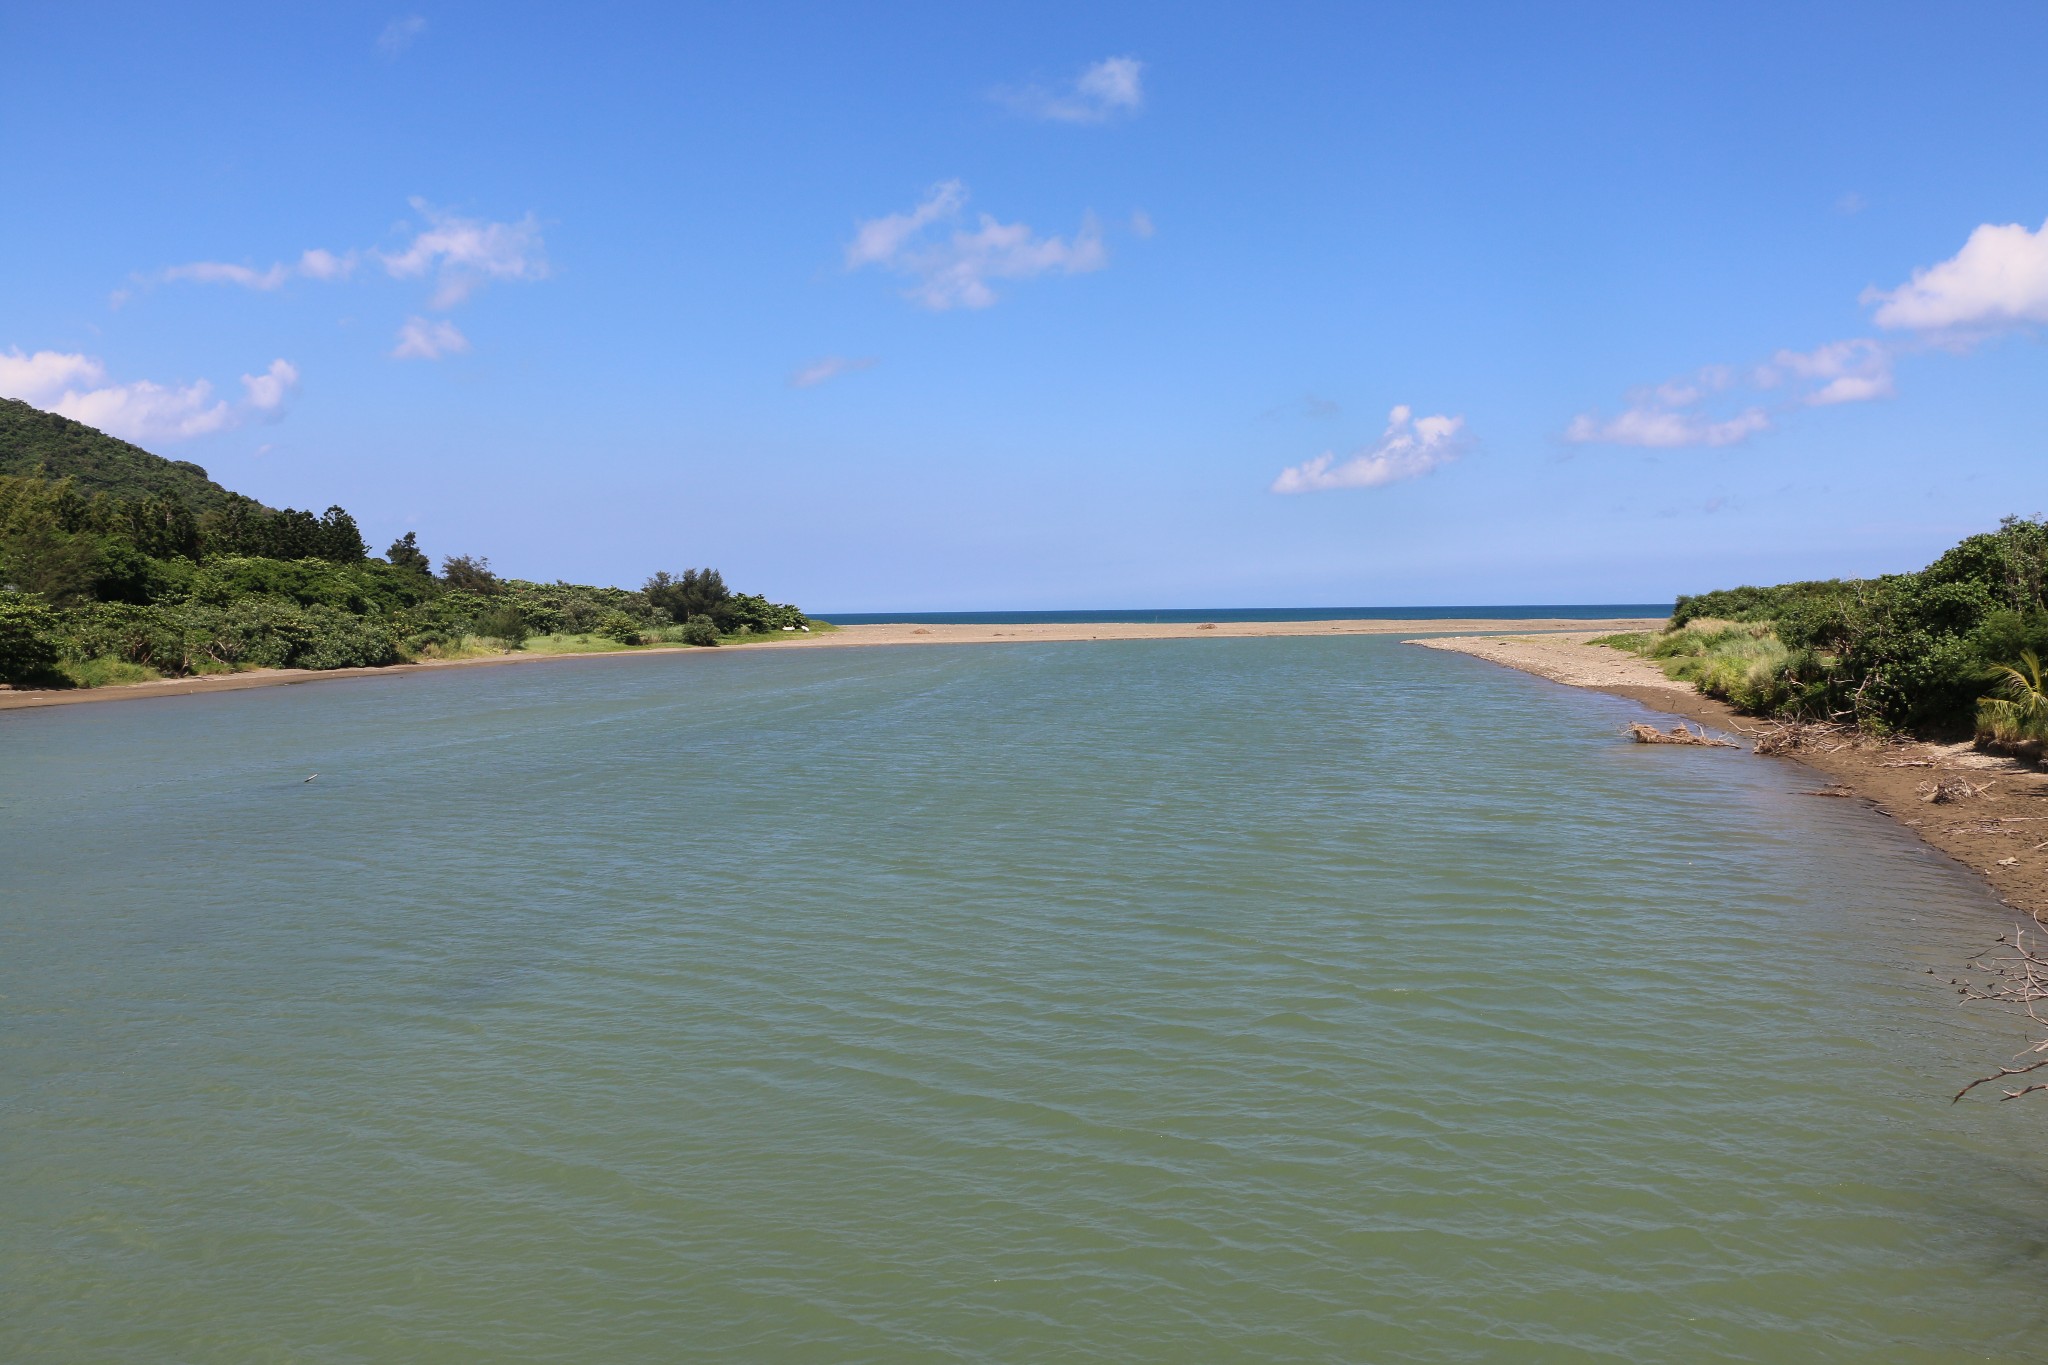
left=1748, top=720, right=1851, bottom=756
left=1626, top=721, right=1735, bottom=748
left=1797, top=785, right=1856, bottom=798
left=1918, top=777, right=1994, bottom=804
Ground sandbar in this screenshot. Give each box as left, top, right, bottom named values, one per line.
left=0, top=616, right=1664, bottom=712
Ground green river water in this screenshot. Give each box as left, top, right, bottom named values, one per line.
left=4, top=636, right=2044, bottom=1361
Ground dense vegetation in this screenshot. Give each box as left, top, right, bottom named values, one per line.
left=1602, top=516, right=2048, bottom=749
left=0, top=397, right=246, bottom=514
left=0, top=408, right=815, bottom=688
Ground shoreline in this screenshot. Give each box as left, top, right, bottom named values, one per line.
left=0, top=617, right=1663, bottom=712
left=1414, top=633, right=2048, bottom=918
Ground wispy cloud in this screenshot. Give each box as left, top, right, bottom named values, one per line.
left=846, top=181, right=1106, bottom=310
left=377, top=15, right=426, bottom=58
left=1271, top=406, right=1466, bottom=493
left=156, top=247, right=357, bottom=293
left=150, top=203, right=540, bottom=312
left=1129, top=209, right=1156, bottom=239
left=391, top=316, right=469, bottom=360
left=1566, top=337, right=1894, bottom=449
left=789, top=355, right=875, bottom=389
left=379, top=198, right=548, bottom=308
left=1565, top=403, right=1771, bottom=449
left=998, top=56, right=1145, bottom=124
left=1863, top=215, right=2048, bottom=331
left=0, top=348, right=298, bottom=443
left=162, top=261, right=290, bottom=291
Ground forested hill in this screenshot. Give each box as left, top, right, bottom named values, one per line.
left=0, top=400, right=813, bottom=689
left=0, top=398, right=254, bottom=515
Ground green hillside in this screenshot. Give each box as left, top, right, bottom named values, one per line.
left=0, top=398, right=254, bottom=514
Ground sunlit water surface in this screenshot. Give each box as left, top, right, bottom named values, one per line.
left=4, top=638, right=2044, bottom=1362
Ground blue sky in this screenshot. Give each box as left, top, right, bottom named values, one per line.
left=3, top=2, right=2045, bottom=610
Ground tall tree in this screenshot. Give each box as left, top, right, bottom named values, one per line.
left=645, top=567, right=728, bottom=622
left=386, top=531, right=432, bottom=576
left=441, top=553, right=501, bottom=593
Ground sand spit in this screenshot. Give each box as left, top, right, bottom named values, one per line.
left=0, top=617, right=1664, bottom=712
left=1416, top=633, right=2048, bottom=917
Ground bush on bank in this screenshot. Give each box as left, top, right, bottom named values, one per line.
left=1622, top=516, right=2048, bottom=741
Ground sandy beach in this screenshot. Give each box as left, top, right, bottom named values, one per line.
left=0, top=616, right=1664, bottom=712
left=1417, top=633, right=2048, bottom=917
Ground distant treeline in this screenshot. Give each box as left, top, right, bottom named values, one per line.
left=0, top=471, right=810, bottom=687
left=1608, top=516, right=2048, bottom=746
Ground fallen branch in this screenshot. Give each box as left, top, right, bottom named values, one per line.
left=1627, top=721, right=1735, bottom=748
left=1956, top=926, right=2048, bottom=1102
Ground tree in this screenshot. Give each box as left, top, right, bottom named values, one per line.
left=317, top=506, right=367, bottom=562
left=441, top=553, right=501, bottom=593
left=201, top=494, right=265, bottom=557
left=0, top=504, right=102, bottom=604
left=386, top=531, right=432, bottom=576
left=645, top=567, right=728, bottom=623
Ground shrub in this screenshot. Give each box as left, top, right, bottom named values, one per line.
left=475, top=605, right=530, bottom=649
left=595, top=610, right=643, bottom=645
left=712, top=592, right=806, bottom=634
left=680, top=616, right=719, bottom=647
left=0, top=594, right=63, bottom=684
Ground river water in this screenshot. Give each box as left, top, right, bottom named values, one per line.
left=4, top=637, right=2044, bottom=1362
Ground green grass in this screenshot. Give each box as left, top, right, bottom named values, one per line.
left=59, top=656, right=164, bottom=688
left=1589, top=619, right=1809, bottom=715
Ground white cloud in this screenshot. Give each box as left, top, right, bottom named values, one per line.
left=1000, top=56, right=1145, bottom=124
left=379, top=198, right=548, bottom=308
left=846, top=182, right=1107, bottom=310
left=1864, top=216, right=2048, bottom=331
left=0, top=349, right=103, bottom=398
left=1130, top=209, right=1156, bottom=239
left=1755, top=338, right=1895, bottom=406
left=391, top=316, right=470, bottom=360
left=1569, top=338, right=1894, bottom=448
left=378, top=15, right=426, bottom=57
left=241, top=359, right=299, bottom=410
left=1271, top=405, right=1466, bottom=493
left=0, top=347, right=296, bottom=443
left=790, top=355, right=875, bottom=388
left=297, top=248, right=357, bottom=281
